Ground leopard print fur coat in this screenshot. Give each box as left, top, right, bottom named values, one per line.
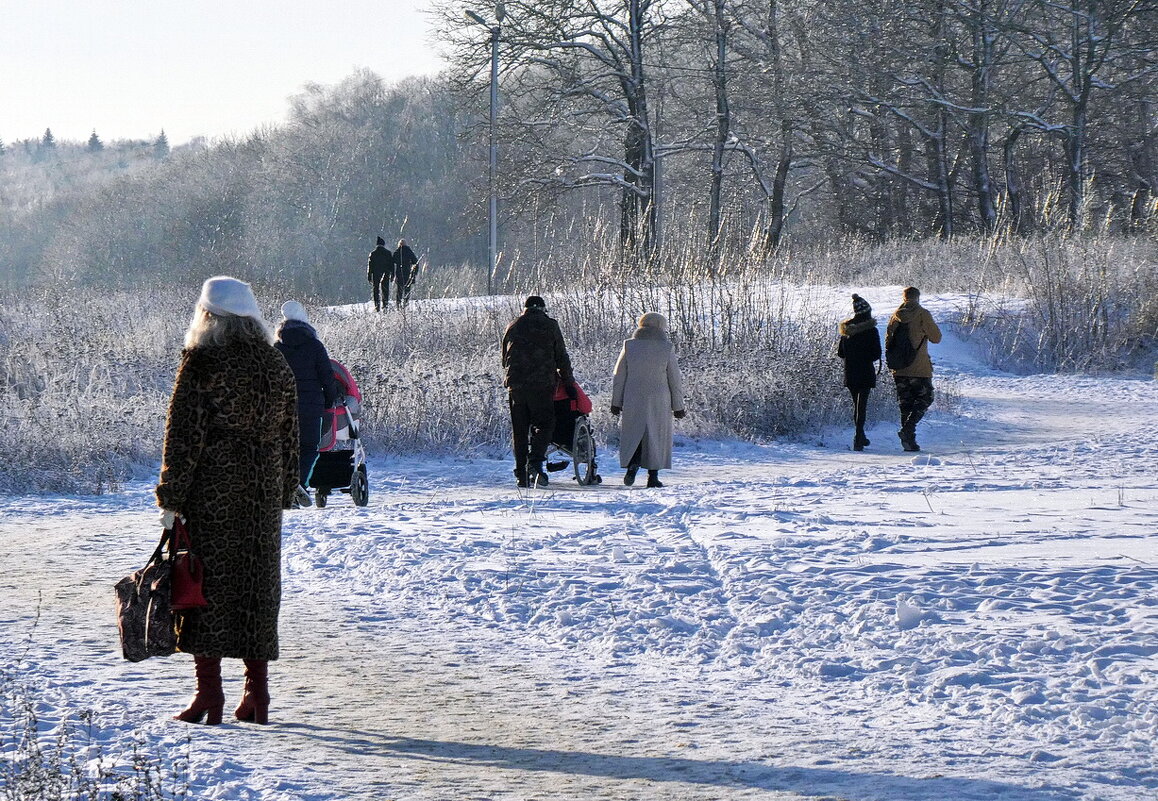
left=156, top=338, right=299, bottom=660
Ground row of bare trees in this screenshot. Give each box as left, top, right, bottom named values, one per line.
left=0, top=1, right=1153, bottom=292
left=442, top=0, right=1157, bottom=256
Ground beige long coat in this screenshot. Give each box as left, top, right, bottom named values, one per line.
left=611, top=328, right=685, bottom=470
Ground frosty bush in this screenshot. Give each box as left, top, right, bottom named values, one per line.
left=0, top=236, right=1151, bottom=494
left=0, top=665, right=191, bottom=800
left=960, top=235, right=1158, bottom=372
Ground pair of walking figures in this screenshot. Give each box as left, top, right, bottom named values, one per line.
left=837, top=287, right=942, bottom=452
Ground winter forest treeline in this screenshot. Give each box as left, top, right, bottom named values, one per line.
left=0, top=0, right=1155, bottom=298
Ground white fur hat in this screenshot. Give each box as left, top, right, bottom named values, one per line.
left=198, top=276, right=262, bottom=319
left=637, top=311, right=668, bottom=331
left=281, top=300, right=309, bottom=323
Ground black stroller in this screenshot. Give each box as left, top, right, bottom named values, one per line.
left=545, top=380, right=601, bottom=485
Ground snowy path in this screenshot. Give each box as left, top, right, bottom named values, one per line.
left=2, top=365, right=1157, bottom=800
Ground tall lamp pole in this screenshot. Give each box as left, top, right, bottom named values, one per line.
left=465, top=5, right=504, bottom=296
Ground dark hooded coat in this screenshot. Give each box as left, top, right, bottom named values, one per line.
left=501, top=307, right=573, bottom=393
left=837, top=316, right=882, bottom=390
left=367, top=244, right=393, bottom=280
left=274, top=320, right=340, bottom=416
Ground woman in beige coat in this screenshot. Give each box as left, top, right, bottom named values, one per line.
left=610, top=312, right=686, bottom=487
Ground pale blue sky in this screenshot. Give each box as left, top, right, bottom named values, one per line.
left=0, top=1, right=446, bottom=146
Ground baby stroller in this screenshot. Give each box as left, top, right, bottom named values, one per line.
left=546, top=379, right=601, bottom=485
left=309, top=359, right=369, bottom=507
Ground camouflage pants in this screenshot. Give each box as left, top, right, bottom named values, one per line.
left=894, top=376, right=934, bottom=425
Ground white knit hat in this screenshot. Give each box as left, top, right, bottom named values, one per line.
left=198, top=276, right=262, bottom=319
left=281, top=300, right=309, bottom=323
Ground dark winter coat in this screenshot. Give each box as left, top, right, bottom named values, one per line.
left=274, top=320, right=340, bottom=416
left=367, top=245, right=393, bottom=280
left=837, top=315, right=882, bottom=390
left=502, top=307, right=573, bottom=393
left=156, top=339, right=299, bottom=660
left=394, top=244, right=419, bottom=285
left=887, top=301, right=942, bottom=378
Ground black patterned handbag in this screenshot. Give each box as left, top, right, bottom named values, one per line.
left=114, top=530, right=177, bottom=662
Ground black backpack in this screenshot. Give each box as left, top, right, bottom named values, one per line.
left=885, top=321, right=925, bottom=370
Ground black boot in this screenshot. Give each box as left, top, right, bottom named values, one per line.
left=623, top=465, right=639, bottom=486
left=853, top=428, right=870, bottom=451
left=513, top=466, right=528, bottom=488
left=646, top=470, right=664, bottom=488
left=898, top=425, right=920, bottom=451
left=530, top=461, right=549, bottom=486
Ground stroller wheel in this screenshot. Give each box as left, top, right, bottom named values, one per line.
left=350, top=466, right=369, bottom=506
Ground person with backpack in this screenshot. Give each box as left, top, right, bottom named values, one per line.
left=837, top=294, right=882, bottom=451
left=885, top=286, right=942, bottom=451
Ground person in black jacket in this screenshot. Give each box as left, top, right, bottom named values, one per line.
left=393, top=239, right=419, bottom=308
left=501, top=296, right=574, bottom=487
left=836, top=294, right=882, bottom=451
left=367, top=237, right=393, bottom=312
left=274, top=301, right=341, bottom=491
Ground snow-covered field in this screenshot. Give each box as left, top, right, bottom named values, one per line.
left=2, top=294, right=1156, bottom=801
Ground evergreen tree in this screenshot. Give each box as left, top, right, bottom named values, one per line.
left=41, top=128, right=56, bottom=148
left=87, top=130, right=103, bottom=152
left=153, top=130, right=170, bottom=159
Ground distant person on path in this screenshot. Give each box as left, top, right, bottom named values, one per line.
left=610, top=312, right=686, bottom=488
left=393, top=239, right=419, bottom=308
left=367, top=237, right=392, bottom=312
left=502, top=295, right=574, bottom=488
left=837, top=294, right=882, bottom=451
left=886, top=286, right=942, bottom=451
left=274, top=301, right=340, bottom=497
left=156, top=276, right=300, bottom=726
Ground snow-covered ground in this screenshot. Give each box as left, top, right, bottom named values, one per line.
left=2, top=293, right=1156, bottom=801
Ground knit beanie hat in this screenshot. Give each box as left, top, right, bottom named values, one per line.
left=852, top=294, right=872, bottom=316
left=524, top=295, right=546, bottom=309
left=198, top=276, right=262, bottom=319
left=637, top=311, right=668, bottom=331
left=281, top=300, right=309, bottom=323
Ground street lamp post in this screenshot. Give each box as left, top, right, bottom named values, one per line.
left=465, top=6, right=504, bottom=296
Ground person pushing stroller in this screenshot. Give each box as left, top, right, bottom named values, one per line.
left=502, top=295, right=574, bottom=488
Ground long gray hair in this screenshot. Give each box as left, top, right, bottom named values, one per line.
left=184, top=306, right=272, bottom=349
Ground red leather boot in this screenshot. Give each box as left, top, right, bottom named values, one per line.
left=234, top=659, right=270, bottom=724
left=174, top=655, right=224, bottom=725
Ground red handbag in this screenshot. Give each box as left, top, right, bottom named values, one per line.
left=169, top=518, right=208, bottom=611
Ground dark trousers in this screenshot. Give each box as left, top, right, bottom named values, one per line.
left=894, top=376, right=934, bottom=431
left=299, top=410, right=323, bottom=484
left=509, top=389, right=555, bottom=470
left=370, top=274, right=390, bottom=311
left=849, top=388, right=870, bottom=434
left=394, top=277, right=414, bottom=307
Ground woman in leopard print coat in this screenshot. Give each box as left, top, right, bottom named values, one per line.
left=156, top=276, right=300, bottom=726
